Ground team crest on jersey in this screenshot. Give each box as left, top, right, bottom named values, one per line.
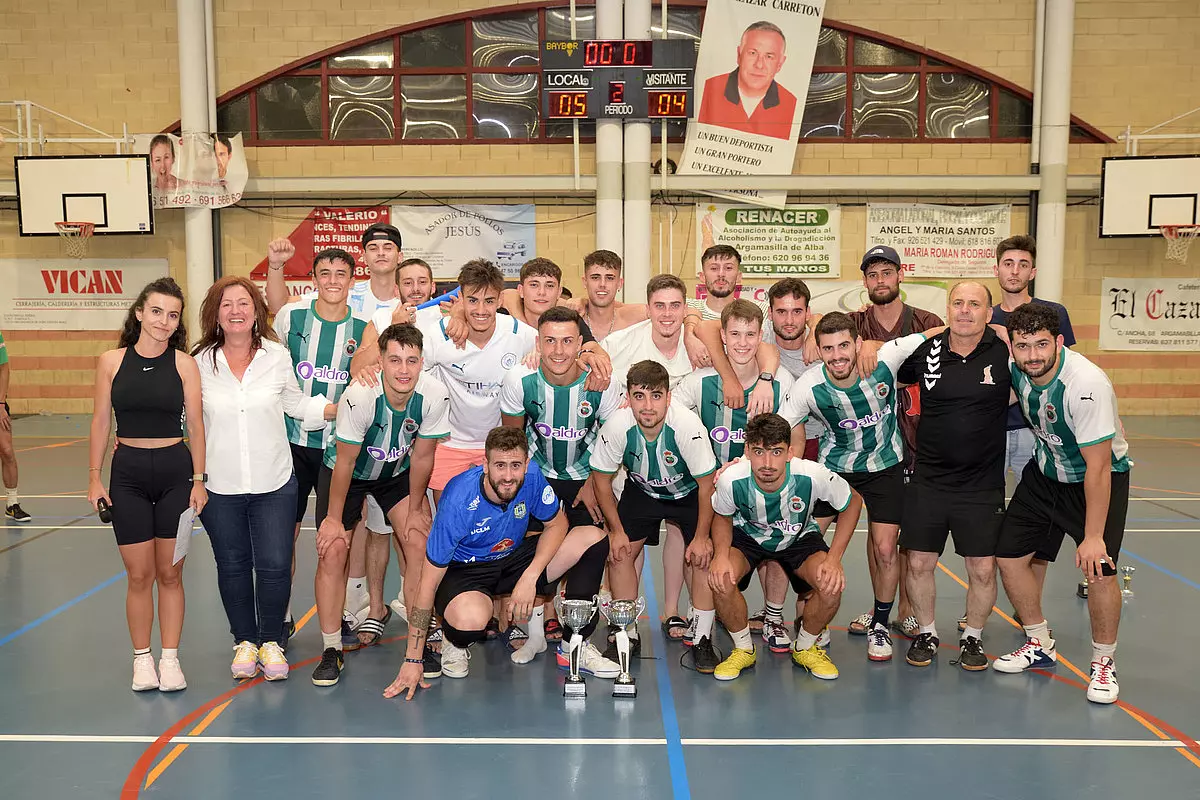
left=501, top=353, right=518, bottom=369
left=662, top=450, right=678, bottom=467
left=578, top=399, right=593, bottom=417
left=1045, top=403, right=1058, bottom=423
left=789, top=496, right=806, bottom=514
left=344, top=338, right=358, bottom=356
left=514, top=502, right=527, bottom=519
left=490, top=537, right=514, bottom=553
left=403, top=417, right=419, bottom=434
left=875, top=384, right=890, bottom=399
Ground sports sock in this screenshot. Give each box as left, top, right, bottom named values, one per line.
left=1091, top=640, right=1117, bottom=664
left=346, top=576, right=368, bottom=613
left=322, top=630, right=343, bottom=652
left=1022, top=620, right=1053, bottom=647
left=962, top=625, right=983, bottom=642
left=133, top=647, right=151, bottom=658
left=730, top=626, right=753, bottom=651
left=794, top=628, right=818, bottom=652
left=692, top=609, right=715, bottom=641
left=764, top=601, right=784, bottom=624
left=511, top=607, right=548, bottom=664
left=161, top=648, right=178, bottom=660
left=6, top=487, right=17, bottom=506
left=871, top=598, right=893, bottom=629
left=919, top=622, right=938, bottom=639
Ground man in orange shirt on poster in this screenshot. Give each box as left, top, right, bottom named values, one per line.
left=697, top=21, right=798, bottom=141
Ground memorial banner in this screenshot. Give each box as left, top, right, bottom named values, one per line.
left=0, top=259, right=169, bottom=330
left=1102, top=277, right=1200, bottom=351
left=391, top=204, right=537, bottom=279
left=697, top=202, right=840, bottom=278
left=866, top=203, right=1011, bottom=278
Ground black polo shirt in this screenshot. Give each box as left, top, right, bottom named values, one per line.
left=896, top=327, right=1011, bottom=490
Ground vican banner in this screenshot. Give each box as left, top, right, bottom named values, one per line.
left=0, top=259, right=170, bottom=330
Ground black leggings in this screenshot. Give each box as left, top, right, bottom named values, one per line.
left=109, top=442, right=193, bottom=547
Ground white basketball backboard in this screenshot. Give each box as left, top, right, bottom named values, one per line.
left=15, top=155, right=154, bottom=235
left=1100, top=155, right=1200, bottom=237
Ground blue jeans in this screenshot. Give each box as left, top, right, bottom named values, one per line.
left=200, top=476, right=297, bottom=645
left=1005, top=428, right=1036, bottom=481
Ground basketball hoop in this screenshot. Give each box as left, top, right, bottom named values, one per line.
left=1162, top=224, right=1200, bottom=263
left=55, top=222, right=95, bottom=259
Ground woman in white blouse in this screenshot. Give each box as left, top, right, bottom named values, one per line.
left=191, top=276, right=331, bottom=682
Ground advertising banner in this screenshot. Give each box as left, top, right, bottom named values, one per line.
left=697, top=202, right=840, bottom=278
left=866, top=203, right=1011, bottom=278
left=133, top=132, right=249, bottom=209
left=391, top=204, right=537, bottom=279
left=0, top=259, right=170, bottom=330
left=248, top=206, right=391, bottom=297
left=1101, top=277, right=1200, bottom=350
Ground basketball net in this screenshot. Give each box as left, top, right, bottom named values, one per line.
left=55, top=222, right=94, bottom=259
left=1162, top=224, right=1200, bottom=263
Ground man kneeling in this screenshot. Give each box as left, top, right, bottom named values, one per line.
left=384, top=426, right=609, bottom=698
left=708, top=414, right=861, bottom=681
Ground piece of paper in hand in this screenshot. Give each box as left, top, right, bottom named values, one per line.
left=173, top=508, right=196, bottom=565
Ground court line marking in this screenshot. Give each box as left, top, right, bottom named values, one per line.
left=1122, top=550, right=1200, bottom=592
left=0, top=734, right=1185, bottom=747
left=643, top=566, right=692, bottom=800
left=13, top=438, right=87, bottom=453
left=0, top=571, right=125, bottom=647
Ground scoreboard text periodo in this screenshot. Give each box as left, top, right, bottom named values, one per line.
left=540, top=39, right=696, bottom=120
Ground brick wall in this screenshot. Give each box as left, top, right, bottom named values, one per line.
left=3, top=0, right=1200, bottom=414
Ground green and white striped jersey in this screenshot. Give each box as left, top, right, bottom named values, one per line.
left=673, top=367, right=794, bottom=464
left=499, top=365, right=622, bottom=480
left=779, top=333, right=926, bottom=473
left=273, top=300, right=368, bottom=450
left=1011, top=348, right=1131, bottom=483
left=713, top=458, right=853, bottom=551
left=590, top=404, right=718, bottom=501
left=326, top=372, right=451, bottom=481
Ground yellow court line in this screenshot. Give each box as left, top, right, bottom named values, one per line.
left=146, top=603, right=318, bottom=789
left=935, top=562, right=1200, bottom=768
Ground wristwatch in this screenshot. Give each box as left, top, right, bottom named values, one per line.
left=191, top=473, right=208, bottom=482
left=757, top=371, right=774, bottom=383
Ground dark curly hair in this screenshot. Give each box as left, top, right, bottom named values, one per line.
left=118, top=277, right=188, bottom=351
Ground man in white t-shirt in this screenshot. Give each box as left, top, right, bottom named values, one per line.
left=605, top=274, right=695, bottom=391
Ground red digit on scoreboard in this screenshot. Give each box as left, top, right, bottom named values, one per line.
left=623, top=41, right=637, bottom=64
left=584, top=41, right=598, bottom=65
left=609, top=81, right=625, bottom=105
left=600, top=41, right=614, bottom=64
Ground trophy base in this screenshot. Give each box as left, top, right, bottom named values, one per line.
left=612, top=681, right=637, bottom=698
left=563, top=680, right=587, bottom=698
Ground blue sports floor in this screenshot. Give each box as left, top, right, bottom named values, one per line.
left=1, top=414, right=1198, bottom=799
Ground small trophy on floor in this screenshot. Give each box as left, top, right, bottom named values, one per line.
left=555, top=595, right=598, bottom=698
left=600, top=597, right=645, bottom=698
left=1121, top=565, right=1136, bottom=598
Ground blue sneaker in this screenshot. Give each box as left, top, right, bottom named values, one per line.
left=992, top=638, right=1056, bottom=673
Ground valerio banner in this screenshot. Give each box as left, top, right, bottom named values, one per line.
left=679, top=0, right=826, bottom=209
left=1101, top=277, right=1200, bottom=351
left=0, top=259, right=169, bottom=330
left=392, top=204, right=536, bottom=279
left=698, top=202, right=840, bottom=278
left=866, top=203, right=1010, bottom=278
left=249, top=206, right=390, bottom=298
left=133, top=132, right=249, bottom=209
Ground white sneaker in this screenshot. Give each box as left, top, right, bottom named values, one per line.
left=132, top=653, right=159, bottom=691
left=762, top=620, right=792, bottom=653
left=817, top=627, right=831, bottom=648
left=867, top=623, right=893, bottom=662
left=158, top=656, right=187, bottom=692
left=992, top=638, right=1057, bottom=674
left=1087, top=657, right=1119, bottom=704
left=573, top=641, right=621, bottom=679
left=389, top=594, right=408, bottom=622
left=441, top=641, right=470, bottom=678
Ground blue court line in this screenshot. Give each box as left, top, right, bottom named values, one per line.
left=0, top=571, right=126, bottom=647
left=1122, top=550, right=1200, bottom=592
left=642, top=568, right=692, bottom=800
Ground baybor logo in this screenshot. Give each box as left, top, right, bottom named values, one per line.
left=533, top=422, right=587, bottom=440
left=709, top=427, right=745, bottom=444
left=367, top=444, right=411, bottom=462
left=296, top=362, right=349, bottom=383
left=838, top=405, right=892, bottom=430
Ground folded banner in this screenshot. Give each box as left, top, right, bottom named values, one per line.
left=698, top=202, right=840, bottom=279
left=0, top=259, right=169, bottom=330
left=866, top=203, right=1011, bottom=278
left=679, top=0, right=826, bottom=209
left=391, top=204, right=536, bottom=279
left=133, top=132, right=248, bottom=209
left=1101, top=277, right=1200, bottom=351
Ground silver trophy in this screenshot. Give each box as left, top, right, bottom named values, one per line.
left=600, top=596, right=646, bottom=698
left=1121, top=565, right=1136, bottom=598
left=554, top=595, right=599, bottom=698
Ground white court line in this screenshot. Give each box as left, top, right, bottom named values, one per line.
left=0, top=734, right=1185, bottom=748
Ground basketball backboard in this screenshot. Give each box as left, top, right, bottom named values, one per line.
left=14, top=155, right=154, bottom=235
left=1100, top=154, right=1200, bottom=237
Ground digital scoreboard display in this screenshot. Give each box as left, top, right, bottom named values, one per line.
left=541, top=39, right=695, bottom=120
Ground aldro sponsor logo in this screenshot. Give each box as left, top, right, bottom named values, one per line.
left=837, top=404, right=892, bottom=430
left=296, top=362, right=349, bottom=383
left=533, top=422, right=588, bottom=441
left=709, top=427, right=745, bottom=444
left=366, top=444, right=411, bottom=462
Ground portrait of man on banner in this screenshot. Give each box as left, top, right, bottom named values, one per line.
left=133, top=131, right=249, bottom=209
left=697, top=21, right=797, bottom=141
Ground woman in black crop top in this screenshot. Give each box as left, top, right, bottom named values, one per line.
left=88, top=277, right=207, bottom=693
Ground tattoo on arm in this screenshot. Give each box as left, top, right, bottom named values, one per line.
left=409, top=607, right=433, bottom=635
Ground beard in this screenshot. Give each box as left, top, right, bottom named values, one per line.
left=488, top=474, right=525, bottom=503
left=1018, top=347, right=1058, bottom=379
left=708, top=284, right=734, bottom=299
left=772, top=323, right=803, bottom=342
left=869, top=285, right=900, bottom=305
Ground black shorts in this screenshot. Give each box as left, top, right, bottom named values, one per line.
left=109, top=442, right=193, bottom=547
left=434, top=535, right=557, bottom=614
left=734, top=532, right=829, bottom=595
left=900, top=481, right=1006, bottom=557
left=618, top=482, right=699, bottom=547
left=290, top=443, right=324, bottom=524
left=837, top=463, right=905, bottom=525
left=314, top=465, right=411, bottom=530
left=529, top=476, right=594, bottom=532
left=995, top=462, right=1130, bottom=576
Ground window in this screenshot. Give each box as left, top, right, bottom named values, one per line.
left=201, top=2, right=1109, bottom=146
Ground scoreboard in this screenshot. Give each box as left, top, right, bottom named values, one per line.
left=540, top=39, right=696, bottom=120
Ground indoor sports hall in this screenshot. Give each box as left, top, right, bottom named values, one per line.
left=2, top=2, right=1199, bottom=799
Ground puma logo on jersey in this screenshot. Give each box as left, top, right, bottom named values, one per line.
left=1080, top=393, right=1094, bottom=402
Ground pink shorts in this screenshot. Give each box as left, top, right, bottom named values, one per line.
left=430, top=445, right=486, bottom=492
